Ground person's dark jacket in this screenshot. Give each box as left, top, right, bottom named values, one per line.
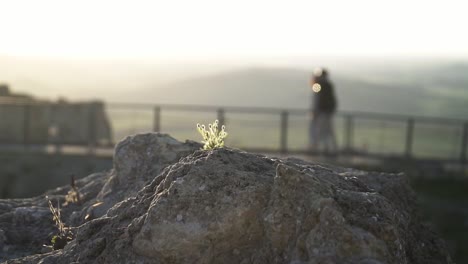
left=312, top=78, right=337, bottom=114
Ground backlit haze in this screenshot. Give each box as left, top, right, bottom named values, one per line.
left=1, top=0, right=467, bottom=59
left=1, top=0, right=467, bottom=117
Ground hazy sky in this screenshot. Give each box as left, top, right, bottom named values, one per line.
left=0, top=0, right=467, bottom=60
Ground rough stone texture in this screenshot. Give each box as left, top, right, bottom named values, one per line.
left=83, top=133, right=201, bottom=224
left=0, top=133, right=452, bottom=264
left=0, top=172, right=108, bottom=261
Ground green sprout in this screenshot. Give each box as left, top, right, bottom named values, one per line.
left=196, top=120, right=228, bottom=150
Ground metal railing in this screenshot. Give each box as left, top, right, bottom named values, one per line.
left=0, top=99, right=466, bottom=165
left=106, top=102, right=468, bottom=165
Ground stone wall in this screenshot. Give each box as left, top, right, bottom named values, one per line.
left=0, top=99, right=112, bottom=145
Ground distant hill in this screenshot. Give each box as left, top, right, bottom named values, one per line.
left=1, top=55, right=467, bottom=119
left=149, top=66, right=468, bottom=119
left=0, top=55, right=222, bottom=101
left=151, top=67, right=310, bottom=108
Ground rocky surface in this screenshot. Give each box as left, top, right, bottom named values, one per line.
left=0, top=133, right=452, bottom=263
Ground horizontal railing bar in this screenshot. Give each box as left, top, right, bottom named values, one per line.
left=107, top=102, right=468, bottom=124
left=0, top=98, right=105, bottom=106
left=335, top=111, right=467, bottom=124
left=1, top=99, right=466, bottom=124
left=108, top=102, right=303, bottom=115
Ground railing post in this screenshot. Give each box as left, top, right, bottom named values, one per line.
left=405, top=118, right=415, bottom=157
left=344, top=115, right=354, bottom=152
left=460, top=122, right=468, bottom=165
left=153, top=106, right=161, bottom=132
left=88, top=103, right=97, bottom=156
left=280, top=111, right=288, bottom=154
left=217, top=108, right=225, bottom=127
left=23, top=103, right=30, bottom=149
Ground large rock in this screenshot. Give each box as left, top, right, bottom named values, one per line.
left=0, top=133, right=452, bottom=263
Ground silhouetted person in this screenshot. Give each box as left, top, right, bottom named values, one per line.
left=309, top=68, right=337, bottom=153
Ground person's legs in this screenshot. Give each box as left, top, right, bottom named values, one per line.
left=320, top=114, right=330, bottom=152
left=308, top=111, right=316, bottom=150
left=316, top=113, right=327, bottom=152
left=310, top=111, right=323, bottom=151
left=328, top=114, right=338, bottom=152
left=323, top=113, right=337, bottom=153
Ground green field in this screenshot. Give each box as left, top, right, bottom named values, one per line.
left=107, top=107, right=466, bottom=161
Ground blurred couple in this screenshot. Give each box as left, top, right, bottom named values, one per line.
left=309, top=68, right=338, bottom=154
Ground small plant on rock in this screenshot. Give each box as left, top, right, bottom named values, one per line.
left=46, top=197, right=73, bottom=250
left=64, top=174, right=81, bottom=206
left=196, top=120, right=228, bottom=150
